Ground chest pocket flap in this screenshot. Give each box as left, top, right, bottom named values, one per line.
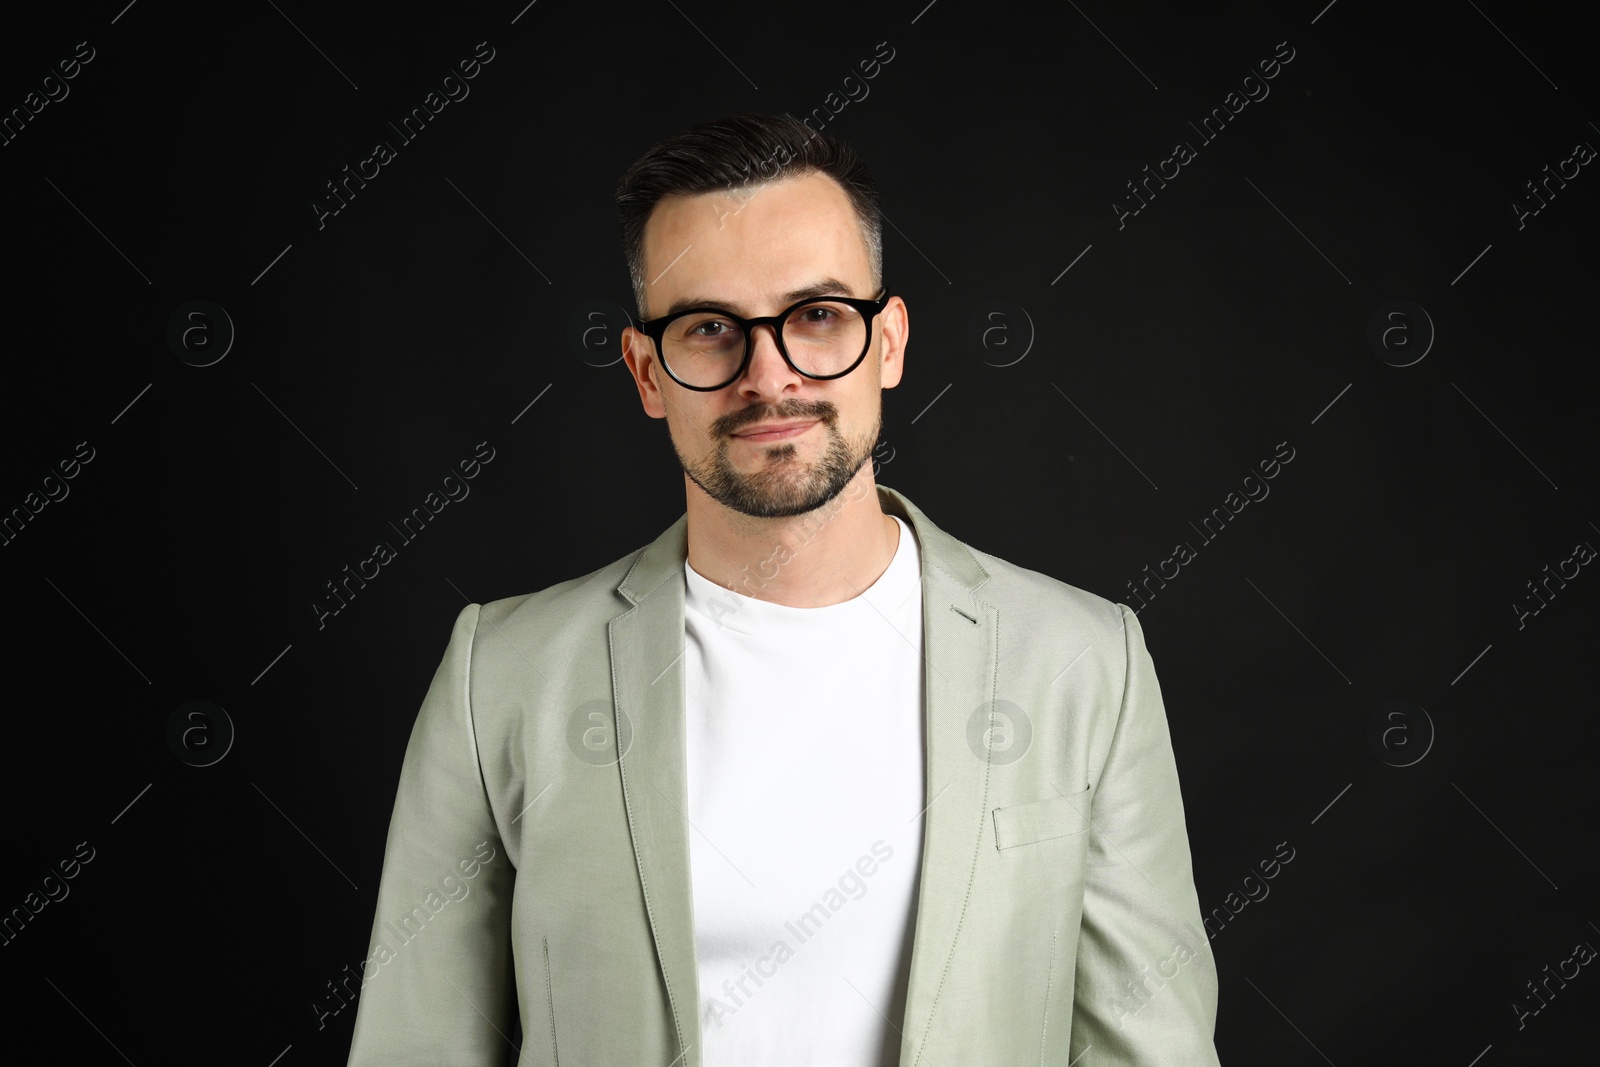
left=992, top=784, right=1093, bottom=850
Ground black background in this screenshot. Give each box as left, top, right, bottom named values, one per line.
left=2, top=0, right=1595, bottom=1063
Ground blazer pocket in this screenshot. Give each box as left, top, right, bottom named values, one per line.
left=992, top=785, right=1092, bottom=850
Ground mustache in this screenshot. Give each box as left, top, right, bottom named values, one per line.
left=718, top=402, right=836, bottom=436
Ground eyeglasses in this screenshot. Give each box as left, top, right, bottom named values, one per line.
left=633, top=289, right=891, bottom=391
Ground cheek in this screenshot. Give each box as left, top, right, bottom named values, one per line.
left=847, top=385, right=883, bottom=430
left=666, top=404, right=720, bottom=454
left=664, top=411, right=697, bottom=453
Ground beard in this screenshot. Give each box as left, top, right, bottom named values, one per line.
left=673, top=397, right=881, bottom=519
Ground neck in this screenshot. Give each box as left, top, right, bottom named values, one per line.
left=683, top=467, right=900, bottom=609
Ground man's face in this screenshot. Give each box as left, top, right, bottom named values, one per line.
left=622, top=171, right=905, bottom=519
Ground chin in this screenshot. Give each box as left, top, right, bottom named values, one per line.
left=678, top=421, right=872, bottom=519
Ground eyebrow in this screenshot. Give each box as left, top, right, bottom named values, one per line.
left=659, top=277, right=858, bottom=319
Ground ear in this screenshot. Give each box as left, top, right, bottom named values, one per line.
left=621, top=326, right=668, bottom=419
left=876, top=295, right=908, bottom=389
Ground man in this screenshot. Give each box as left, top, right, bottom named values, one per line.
left=345, top=113, right=1220, bottom=1066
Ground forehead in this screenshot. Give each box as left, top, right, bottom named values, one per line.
left=640, top=171, right=871, bottom=317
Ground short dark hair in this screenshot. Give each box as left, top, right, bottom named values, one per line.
left=615, top=113, right=883, bottom=318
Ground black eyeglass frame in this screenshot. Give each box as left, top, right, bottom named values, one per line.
left=632, top=289, right=892, bottom=392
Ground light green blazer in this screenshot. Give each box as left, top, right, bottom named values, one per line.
left=344, top=484, right=1220, bottom=1065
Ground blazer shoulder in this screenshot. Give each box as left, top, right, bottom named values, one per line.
left=962, top=541, right=1128, bottom=637
left=474, top=544, right=649, bottom=635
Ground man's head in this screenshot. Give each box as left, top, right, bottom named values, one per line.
left=615, top=114, right=907, bottom=520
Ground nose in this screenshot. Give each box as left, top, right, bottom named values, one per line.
left=737, top=322, right=800, bottom=395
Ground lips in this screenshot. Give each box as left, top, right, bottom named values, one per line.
left=733, top=420, right=817, bottom=439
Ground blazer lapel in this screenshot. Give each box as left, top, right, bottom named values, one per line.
left=878, top=486, right=999, bottom=1066
left=610, top=511, right=703, bottom=1065
left=606, top=485, right=996, bottom=1067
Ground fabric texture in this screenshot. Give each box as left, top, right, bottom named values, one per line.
left=344, top=484, right=1221, bottom=1066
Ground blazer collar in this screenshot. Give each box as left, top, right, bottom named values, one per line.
left=616, top=483, right=990, bottom=605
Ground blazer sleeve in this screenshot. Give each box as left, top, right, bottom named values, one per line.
left=345, top=603, right=518, bottom=1065
left=1068, top=604, right=1221, bottom=1064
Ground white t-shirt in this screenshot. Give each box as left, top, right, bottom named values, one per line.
left=683, top=514, right=927, bottom=1066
